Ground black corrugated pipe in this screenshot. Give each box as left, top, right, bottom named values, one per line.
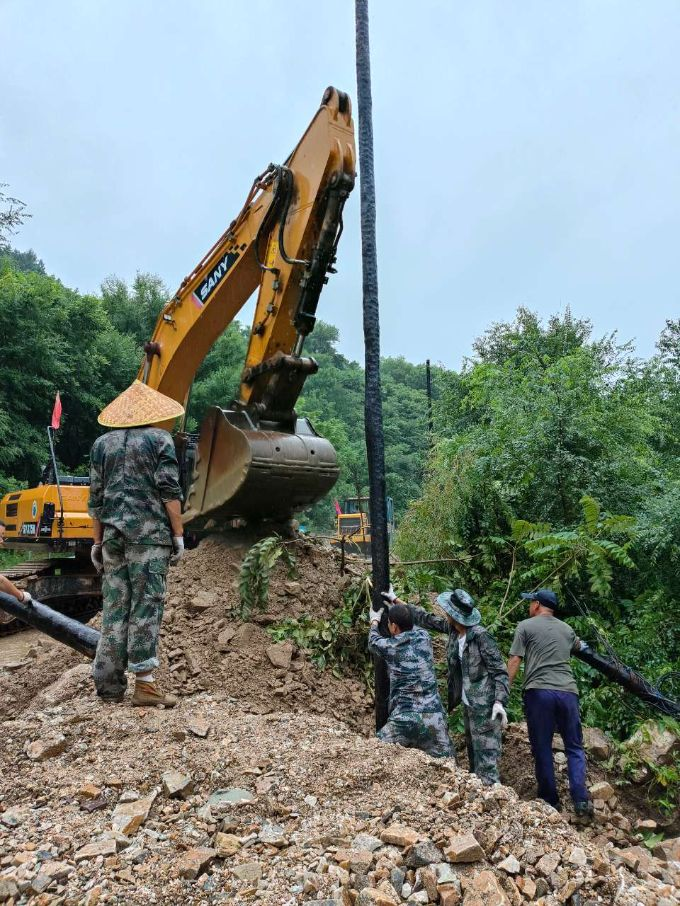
left=575, top=642, right=680, bottom=718
left=355, top=0, right=391, bottom=731
left=0, top=591, right=99, bottom=659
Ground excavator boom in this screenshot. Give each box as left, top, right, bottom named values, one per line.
left=141, top=86, right=356, bottom=528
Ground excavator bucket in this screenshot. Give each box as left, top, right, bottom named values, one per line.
left=182, top=407, right=339, bottom=528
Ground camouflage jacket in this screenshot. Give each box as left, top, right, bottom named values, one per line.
left=88, top=428, right=182, bottom=545
left=407, top=605, right=509, bottom=711
left=368, top=626, right=446, bottom=717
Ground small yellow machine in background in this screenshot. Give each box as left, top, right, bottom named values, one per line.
left=332, top=496, right=394, bottom=555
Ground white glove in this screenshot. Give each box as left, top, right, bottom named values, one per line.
left=169, top=535, right=185, bottom=566
left=381, top=584, right=397, bottom=604
left=492, top=702, right=508, bottom=730
left=369, top=605, right=385, bottom=624
left=90, top=543, right=104, bottom=574
left=21, top=591, right=33, bottom=604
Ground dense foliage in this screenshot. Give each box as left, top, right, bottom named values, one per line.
left=396, top=309, right=680, bottom=740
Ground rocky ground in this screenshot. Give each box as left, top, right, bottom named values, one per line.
left=0, top=537, right=678, bottom=905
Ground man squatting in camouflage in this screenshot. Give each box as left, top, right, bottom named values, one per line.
left=383, top=586, right=509, bottom=784
left=367, top=599, right=455, bottom=758
left=88, top=381, right=185, bottom=707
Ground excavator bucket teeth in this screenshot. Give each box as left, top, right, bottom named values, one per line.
left=183, top=407, right=339, bottom=527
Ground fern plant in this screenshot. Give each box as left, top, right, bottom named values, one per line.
left=238, top=535, right=296, bottom=619
left=510, top=495, right=636, bottom=615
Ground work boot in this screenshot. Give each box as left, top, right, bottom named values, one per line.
left=573, top=800, right=594, bottom=824
left=132, top=679, right=177, bottom=708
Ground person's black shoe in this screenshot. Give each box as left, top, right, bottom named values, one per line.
left=573, top=800, right=594, bottom=823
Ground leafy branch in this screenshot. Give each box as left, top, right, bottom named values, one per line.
left=238, top=535, right=296, bottom=619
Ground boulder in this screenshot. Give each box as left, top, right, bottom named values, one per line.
left=462, top=870, right=509, bottom=905
left=232, top=861, right=262, bottom=883
left=24, top=733, right=68, bottom=761
left=583, top=726, right=612, bottom=760
left=111, top=792, right=156, bottom=835
left=265, top=642, right=294, bottom=670
left=217, top=626, right=237, bottom=651
left=75, top=840, right=118, bottom=862
left=439, top=886, right=462, bottom=906
left=497, top=855, right=521, bottom=874
left=536, top=851, right=560, bottom=876
left=356, top=890, right=398, bottom=906
left=589, top=780, right=615, bottom=802
left=444, top=833, right=485, bottom=864
left=214, top=832, right=241, bottom=857
left=161, top=770, right=193, bottom=799
left=405, top=840, right=444, bottom=868
left=178, top=847, right=217, bottom=879
left=653, top=837, right=680, bottom=863
left=380, top=823, right=419, bottom=848
left=188, top=717, right=211, bottom=738
left=624, top=720, right=680, bottom=766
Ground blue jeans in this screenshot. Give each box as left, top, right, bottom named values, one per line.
left=523, top=689, right=589, bottom=807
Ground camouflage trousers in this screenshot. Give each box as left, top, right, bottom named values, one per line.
left=378, top=710, right=455, bottom=759
left=92, top=536, right=170, bottom=698
left=463, top=703, right=502, bottom=785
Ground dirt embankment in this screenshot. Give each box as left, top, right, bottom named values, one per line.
left=0, top=536, right=678, bottom=905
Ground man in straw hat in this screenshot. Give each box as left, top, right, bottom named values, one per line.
left=382, top=586, right=508, bottom=785
left=368, top=600, right=455, bottom=758
left=88, top=381, right=185, bottom=707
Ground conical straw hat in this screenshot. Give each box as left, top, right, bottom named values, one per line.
left=98, top=381, right=185, bottom=428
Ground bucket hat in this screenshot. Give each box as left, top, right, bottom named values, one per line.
left=435, top=588, right=481, bottom=626
left=98, top=380, right=185, bottom=428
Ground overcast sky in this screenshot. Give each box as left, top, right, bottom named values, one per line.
left=2, top=1, right=679, bottom=368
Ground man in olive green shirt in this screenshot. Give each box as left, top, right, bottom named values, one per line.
left=508, top=589, right=592, bottom=820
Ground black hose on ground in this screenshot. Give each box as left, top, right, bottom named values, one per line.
left=0, top=591, right=99, bottom=659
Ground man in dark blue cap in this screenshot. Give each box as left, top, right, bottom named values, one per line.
left=382, top=585, right=508, bottom=784
left=508, top=589, right=593, bottom=821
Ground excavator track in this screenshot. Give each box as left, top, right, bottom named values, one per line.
left=0, top=559, right=101, bottom=636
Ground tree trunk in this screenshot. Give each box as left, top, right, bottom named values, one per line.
left=355, top=0, right=391, bottom=731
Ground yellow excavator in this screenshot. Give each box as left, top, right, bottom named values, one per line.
left=0, top=86, right=355, bottom=621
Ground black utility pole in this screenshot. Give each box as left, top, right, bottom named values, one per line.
left=355, top=0, right=390, bottom=730
left=426, top=359, right=434, bottom=438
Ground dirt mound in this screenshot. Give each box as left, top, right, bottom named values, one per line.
left=159, top=535, right=373, bottom=732
left=1, top=690, right=677, bottom=905
left=0, top=535, right=373, bottom=730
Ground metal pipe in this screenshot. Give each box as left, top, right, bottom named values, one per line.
left=0, top=591, right=99, bottom=659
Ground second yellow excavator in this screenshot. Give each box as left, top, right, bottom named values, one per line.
left=0, top=86, right=356, bottom=557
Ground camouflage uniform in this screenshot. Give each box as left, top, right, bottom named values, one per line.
left=408, top=606, right=509, bottom=784
left=88, top=428, right=182, bottom=698
left=368, top=626, right=454, bottom=758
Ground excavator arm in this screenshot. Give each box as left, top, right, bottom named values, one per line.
left=140, top=87, right=356, bottom=528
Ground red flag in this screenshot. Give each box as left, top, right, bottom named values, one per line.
left=51, top=392, right=62, bottom=430
left=334, top=499, right=342, bottom=516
